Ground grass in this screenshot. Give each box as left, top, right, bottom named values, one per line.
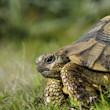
left=0, top=23, right=110, bottom=110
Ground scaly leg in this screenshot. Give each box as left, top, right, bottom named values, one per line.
left=44, top=78, right=67, bottom=105
left=61, top=62, right=98, bottom=108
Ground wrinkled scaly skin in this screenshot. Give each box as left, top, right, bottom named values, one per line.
left=36, top=50, right=110, bottom=109
left=44, top=78, right=67, bottom=105
left=36, top=51, right=69, bottom=105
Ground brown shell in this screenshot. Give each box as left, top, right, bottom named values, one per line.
left=61, top=15, right=110, bottom=72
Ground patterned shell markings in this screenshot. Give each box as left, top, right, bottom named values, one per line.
left=61, top=16, right=110, bottom=72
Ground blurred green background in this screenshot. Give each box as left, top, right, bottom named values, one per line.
left=0, top=0, right=110, bottom=109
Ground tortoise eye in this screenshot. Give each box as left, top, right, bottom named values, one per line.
left=45, top=56, right=55, bottom=64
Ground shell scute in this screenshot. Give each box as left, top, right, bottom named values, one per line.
left=61, top=16, right=110, bottom=71
left=93, top=46, right=110, bottom=71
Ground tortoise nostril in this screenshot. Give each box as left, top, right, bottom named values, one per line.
left=36, top=59, right=39, bottom=64
left=36, top=55, right=44, bottom=64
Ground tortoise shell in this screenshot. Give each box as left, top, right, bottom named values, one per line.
left=61, top=16, right=110, bottom=72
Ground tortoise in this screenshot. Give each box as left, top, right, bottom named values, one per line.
left=36, top=16, right=110, bottom=108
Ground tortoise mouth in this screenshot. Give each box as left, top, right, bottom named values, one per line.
left=40, top=69, right=51, bottom=77
left=37, top=66, right=60, bottom=78
left=37, top=66, right=51, bottom=77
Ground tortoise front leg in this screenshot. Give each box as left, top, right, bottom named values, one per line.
left=61, top=62, right=98, bottom=107
left=44, top=78, right=67, bottom=105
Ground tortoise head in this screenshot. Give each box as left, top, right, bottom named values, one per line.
left=36, top=50, right=69, bottom=78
